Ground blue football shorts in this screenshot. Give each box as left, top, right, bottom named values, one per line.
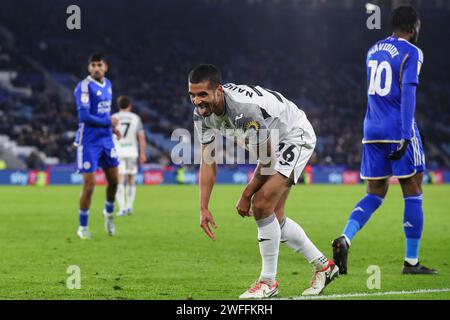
left=76, top=144, right=120, bottom=173
left=360, top=136, right=425, bottom=180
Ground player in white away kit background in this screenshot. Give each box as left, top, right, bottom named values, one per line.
left=189, top=64, right=339, bottom=298
left=112, top=96, right=147, bottom=216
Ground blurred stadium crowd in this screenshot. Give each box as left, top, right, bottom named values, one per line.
left=0, top=0, right=449, bottom=170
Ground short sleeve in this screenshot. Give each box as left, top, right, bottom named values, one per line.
left=136, top=116, right=144, bottom=132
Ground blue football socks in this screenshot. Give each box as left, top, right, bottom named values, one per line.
left=343, top=193, right=384, bottom=242
left=404, top=194, right=424, bottom=264
left=105, top=201, right=114, bottom=215
left=79, top=209, right=89, bottom=227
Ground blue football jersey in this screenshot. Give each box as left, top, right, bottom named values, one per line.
left=74, top=76, right=114, bottom=146
left=363, top=36, right=423, bottom=142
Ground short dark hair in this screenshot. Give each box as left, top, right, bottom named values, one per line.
left=188, top=64, right=222, bottom=89
left=117, top=96, right=132, bottom=109
left=88, top=52, right=106, bottom=63
left=391, top=6, right=419, bottom=33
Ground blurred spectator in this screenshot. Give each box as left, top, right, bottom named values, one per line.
left=26, top=151, right=44, bottom=170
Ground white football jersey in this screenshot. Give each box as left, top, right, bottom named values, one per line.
left=193, top=83, right=316, bottom=149
left=112, top=111, right=144, bottom=158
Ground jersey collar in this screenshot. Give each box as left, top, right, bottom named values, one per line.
left=87, top=76, right=106, bottom=88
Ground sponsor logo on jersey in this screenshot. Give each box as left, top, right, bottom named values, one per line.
left=81, top=93, right=89, bottom=104
left=244, top=120, right=261, bottom=131
left=97, top=100, right=112, bottom=113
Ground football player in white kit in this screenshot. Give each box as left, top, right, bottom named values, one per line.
left=112, top=96, right=147, bottom=216
left=189, top=65, right=339, bottom=298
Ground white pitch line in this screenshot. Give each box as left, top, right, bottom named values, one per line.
left=277, top=288, right=450, bottom=300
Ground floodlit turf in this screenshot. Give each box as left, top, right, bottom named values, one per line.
left=0, top=184, right=449, bottom=300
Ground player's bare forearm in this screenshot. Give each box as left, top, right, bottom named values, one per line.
left=199, top=144, right=218, bottom=240
left=243, top=138, right=276, bottom=198
left=138, top=131, right=147, bottom=163
left=242, top=164, right=267, bottom=198
left=199, top=145, right=216, bottom=210
left=199, top=163, right=216, bottom=210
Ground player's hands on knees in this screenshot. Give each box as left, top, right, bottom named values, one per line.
left=389, top=138, right=410, bottom=160
left=200, top=209, right=218, bottom=241
left=236, top=194, right=253, bottom=218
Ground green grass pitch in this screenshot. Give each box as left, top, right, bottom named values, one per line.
left=0, top=184, right=449, bottom=300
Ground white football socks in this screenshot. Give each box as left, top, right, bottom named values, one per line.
left=256, top=213, right=280, bottom=285
left=116, top=183, right=126, bottom=213
left=280, top=217, right=324, bottom=265
left=127, top=185, right=136, bottom=211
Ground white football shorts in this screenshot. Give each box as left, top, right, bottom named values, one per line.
left=118, top=157, right=138, bottom=175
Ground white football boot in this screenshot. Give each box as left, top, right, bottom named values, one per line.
left=116, top=210, right=127, bottom=217
left=302, top=260, right=339, bottom=296
left=103, top=210, right=116, bottom=236
left=239, top=280, right=279, bottom=299
left=77, top=227, right=92, bottom=240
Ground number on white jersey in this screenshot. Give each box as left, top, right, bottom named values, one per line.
left=368, top=60, right=392, bottom=96
left=120, top=122, right=131, bottom=138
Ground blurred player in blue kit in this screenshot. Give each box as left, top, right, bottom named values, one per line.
left=332, top=6, right=437, bottom=275
left=73, top=53, right=122, bottom=239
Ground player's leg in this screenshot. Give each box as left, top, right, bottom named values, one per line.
left=104, top=166, right=119, bottom=212
left=341, top=179, right=388, bottom=243
left=100, top=147, right=120, bottom=236
left=116, top=158, right=127, bottom=216
left=239, top=172, right=290, bottom=299
left=275, top=187, right=339, bottom=296
left=276, top=189, right=329, bottom=272
left=399, top=174, right=425, bottom=269
left=394, top=135, right=437, bottom=274
left=103, top=166, right=118, bottom=235
left=77, top=172, right=96, bottom=239
left=126, top=173, right=136, bottom=215
left=76, top=145, right=101, bottom=239
left=124, top=157, right=138, bottom=215
left=333, top=143, right=390, bottom=274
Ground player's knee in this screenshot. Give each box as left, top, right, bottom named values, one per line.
left=83, top=183, right=95, bottom=197
left=252, top=192, right=275, bottom=216
left=400, top=177, right=421, bottom=196
left=107, top=176, right=119, bottom=188
left=110, top=178, right=119, bottom=186
left=367, top=180, right=388, bottom=197
left=274, top=205, right=284, bottom=218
